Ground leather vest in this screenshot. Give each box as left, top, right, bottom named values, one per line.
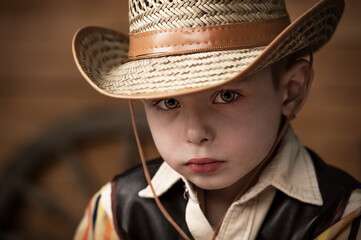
left=111, top=150, right=359, bottom=240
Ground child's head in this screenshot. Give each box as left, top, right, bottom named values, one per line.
left=72, top=0, right=343, bottom=188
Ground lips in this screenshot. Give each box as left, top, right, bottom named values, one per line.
left=185, top=158, right=225, bottom=173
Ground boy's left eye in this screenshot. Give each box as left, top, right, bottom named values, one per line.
left=213, top=90, right=240, bottom=103
left=156, top=98, right=180, bottom=110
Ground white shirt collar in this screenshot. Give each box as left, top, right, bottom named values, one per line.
left=138, top=127, right=323, bottom=206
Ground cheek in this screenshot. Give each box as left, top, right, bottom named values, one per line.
left=146, top=114, right=179, bottom=158
left=222, top=104, right=281, bottom=162
left=151, top=129, right=174, bottom=156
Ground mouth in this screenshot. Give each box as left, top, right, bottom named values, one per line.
left=185, top=158, right=225, bottom=173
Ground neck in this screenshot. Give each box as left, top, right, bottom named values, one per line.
left=196, top=168, right=258, bottom=228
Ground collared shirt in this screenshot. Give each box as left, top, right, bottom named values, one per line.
left=74, top=128, right=361, bottom=240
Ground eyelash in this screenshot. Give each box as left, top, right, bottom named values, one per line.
left=151, top=89, right=242, bottom=112
left=212, top=89, right=242, bottom=104
left=152, top=98, right=180, bottom=112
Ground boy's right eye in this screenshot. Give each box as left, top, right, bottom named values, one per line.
left=156, top=98, right=180, bottom=110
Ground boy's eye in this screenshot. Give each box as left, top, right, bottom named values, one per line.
left=157, top=98, right=180, bottom=110
left=213, top=90, right=239, bottom=103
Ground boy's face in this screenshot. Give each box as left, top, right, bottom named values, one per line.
left=143, top=66, right=287, bottom=190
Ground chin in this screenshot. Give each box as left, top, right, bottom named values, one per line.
left=190, top=177, right=236, bottom=191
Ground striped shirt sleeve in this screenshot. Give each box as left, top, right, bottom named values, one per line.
left=74, top=184, right=119, bottom=240
left=315, top=188, right=361, bottom=240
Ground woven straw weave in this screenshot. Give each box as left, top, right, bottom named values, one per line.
left=77, top=32, right=128, bottom=79
left=129, top=0, right=288, bottom=34
left=78, top=31, right=265, bottom=94
left=260, top=4, right=340, bottom=68
left=76, top=1, right=342, bottom=96
left=107, top=48, right=265, bottom=94
left=73, top=0, right=344, bottom=98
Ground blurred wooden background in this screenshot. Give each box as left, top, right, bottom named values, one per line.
left=0, top=0, right=360, bottom=238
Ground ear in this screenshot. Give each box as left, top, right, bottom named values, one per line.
left=280, top=59, right=314, bottom=118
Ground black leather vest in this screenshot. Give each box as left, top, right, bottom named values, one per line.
left=111, top=150, right=359, bottom=240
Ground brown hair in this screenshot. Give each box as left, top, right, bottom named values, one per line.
left=270, top=49, right=313, bottom=89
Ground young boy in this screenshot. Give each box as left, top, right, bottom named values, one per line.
left=72, top=0, right=361, bottom=239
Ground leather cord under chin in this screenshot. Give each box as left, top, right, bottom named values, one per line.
left=127, top=52, right=313, bottom=240
left=128, top=100, right=191, bottom=240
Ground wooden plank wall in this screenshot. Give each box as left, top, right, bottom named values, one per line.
left=0, top=0, right=129, bottom=169
left=0, top=0, right=360, bottom=203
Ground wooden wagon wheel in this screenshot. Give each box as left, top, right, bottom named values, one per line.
left=0, top=107, right=154, bottom=240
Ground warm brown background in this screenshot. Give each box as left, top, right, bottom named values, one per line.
left=0, top=0, right=360, bottom=238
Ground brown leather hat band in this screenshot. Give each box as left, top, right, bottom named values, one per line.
left=128, top=16, right=290, bottom=59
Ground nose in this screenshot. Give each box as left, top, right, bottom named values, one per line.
left=186, top=128, right=211, bottom=144
left=183, top=109, right=214, bottom=145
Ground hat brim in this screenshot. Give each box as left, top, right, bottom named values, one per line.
left=72, top=0, right=343, bottom=99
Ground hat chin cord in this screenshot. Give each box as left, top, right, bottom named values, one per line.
left=128, top=100, right=192, bottom=240
left=127, top=53, right=313, bottom=240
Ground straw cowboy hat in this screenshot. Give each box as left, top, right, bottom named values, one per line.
left=72, top=0, right=344, bottom=99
